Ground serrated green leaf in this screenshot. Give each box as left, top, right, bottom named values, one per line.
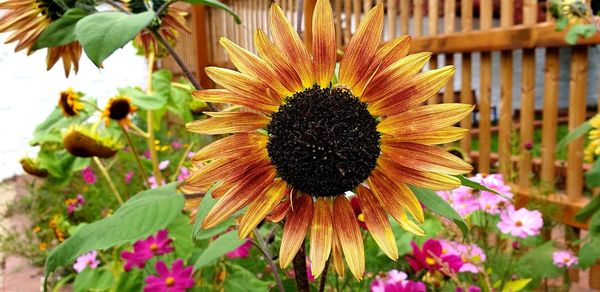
left=73, top=268, right=114, bottom=292
left=456, top=174, right=512, bottom=200
left=44, top=183, right=184, bottom=283
left=118, top=86, right=166, bottom=110
left=75, top=11, right=155, bottom=66
left=409, top=186, right=469, bottom=238
left=34, top=8, right=90, bottom=49
left=502, top=278, right=532, bottom=292
left=182, top=0, right=241, bottom=24
left=575, top=192, right=600, bottom=222
left=585, top=159, right=600, bottom=188
left=556, top=121, right=591, bottom=152
left=193, top=231, right=245, bottom=269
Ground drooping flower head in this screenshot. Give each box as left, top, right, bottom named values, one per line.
left=0, top=0, right=83, bottom=76
left=370, top=270, right=426, bottom=292
left=121, top=229, right=174, bottom=271
left=73, top=250, right=100, bottom=273
left=144, top=259, right=195, bottom=292
left=58, top=88, right=84, bottom=117
left=102, top=95, right=137, bottom=126
left=184, top=0, right=473, bottom=280
left=63, top=125, right=123, bottom=158
left=20, top=157, right=49, bottom=177
left=553, top=250, right=578, bottom=268
left=406, top=239, right=463, bottom=274
left=497, top=206, right=543, bottom=238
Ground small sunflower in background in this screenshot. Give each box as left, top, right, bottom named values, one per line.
left=0, top=0, right=82, bottom=76
left=58, top=88, right=84, bottom=117
left=584, top=114, right=600, bottom=163
left=102, top=95, right=137, bottom=126
left=125, top=0, right=190, bottom=57
left=186, top=0, right=473, bottom=280
left=63, top=124, right=122, bottom=158
left=20, top=157, right=49, bottom=177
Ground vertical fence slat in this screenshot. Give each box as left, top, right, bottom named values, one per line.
left=413, top=0, right=424, bottom=37
left=498, top=0, right=514, bottom=178
left=335, top=0, right=343, bottom=46
left=363, top=0, right=372, bottom=14
left=386, top=0, right=396, bottom=40
left=427, top=0, right=439, bottom=104
left=304, top=0, right=316, bottom=52
left=478, top=0, right=492, bottom=174
left=566, top=46, right=588, bottom=199
left=442, top=0, right=455, bottom=104
left=540, top=47, right=560, bottom=185
left=400, top=0, right=409, bottom=35
left=353, top=0, right=361, bottom=34
left=459, top=0, right=473, bottom=153
left=344, top=0, right=352, bottom=44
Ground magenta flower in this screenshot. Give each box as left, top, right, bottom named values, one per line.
left=177, top=167, right=190, bottom=182
left=171, top=140, right=182, bottom=149
left=441, top=241, right=486, bottom=274
left=456, top=286, right=481, bottom=292
left=144, top=259, right=195, bottom=292
left=81, top=166, right=96, bottom=184
left=497, top=206, right=543, bottom=238
left=226, top=239, right=252, bottom=259
left=144, top=150, right=152, bottom=159
left=473, top=174, right=513, bottom=214
left=553, top=250, right=578, bottom=268
left=406, top=239, right=463, bottom=274
left=370, top=270, right=426, bottom=292
left=73, top=250, right=100, bottom=273
left=121, top=229, right=174, bottom=271
left=67, top=194, right=86, bottom=214
left=148, top=176, right=165, bottom=189
left=437, top=186, right=479, bottom=217
left=125, top=171, right=134, bottom=184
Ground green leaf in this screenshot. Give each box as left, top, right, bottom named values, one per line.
left=502, top=278, right=532, bottom=292
left=456, top=175, right=512, bottom=200
left=114, top=269, right=143, bottom=292
left=555, top=16, right=569, bottom=31
left=589, top=210, right=600, bottom=237
left=409, top=186, right=469, bottom=238
left=34, top=8, right=90, bottom=49
left=118, top=87, right=166, bottom=110
left=585, top=159, right=600, bottom=188
left=225, top=264, right=273, bottom=291
left=565, top=24, right=598, bottom=45
left=578, top=238, right=600, bottom=269
left=193, top=231, right=245, bottom=269
left=182, top=0, right=241, bottom=24
left=167, top=213, right=195, bottom=260
left=556, top=121, right=591, bottom=152
left=575, top=193, right=600, bottom=222
left=44, top=183, right=184, bottom=282
left=73, top=268, right=114, bottom=292
left=517, top=241, right=561, bottom=278
left=75, top=11, right=155, bottom=66
left=152, top=70, right=173, bottom=100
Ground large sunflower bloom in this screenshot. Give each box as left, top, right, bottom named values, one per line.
left=0, top=0, right=82, bottom=76
left=185, top=0, right=473, bottom=280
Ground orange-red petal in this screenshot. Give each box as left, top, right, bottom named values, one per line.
left=378, top=103, right=474, bottom=135
left=312, top=0, right=336, bottom=88
left=331, top=231, right=345, bottom=276
left=266, top=196, right=292, bottom=223
left=192, top=89, right=278, bottom=114
left=356, top=185, right=398, bottom=260
left=381, top=127, right=469, bottom=145
left=280, top=195, right=314, bottom=268
left=309, top=197, right=333, bottom=277
left=191, top=132, right=268, bottom=162
left=381, top=142, right=473, bottom=175
left=367, top=168, right=424, bottom=223
left=332, top=196, right=365, bottom=280
left=186, top=111, right=270, bottom=135
left=254, top=29, right=304, bottom=93
left=238, top=179, right=289, bottom=238
left=377, top=156, right=461, bottom=190
left=205, top=67, right=280, bottom=107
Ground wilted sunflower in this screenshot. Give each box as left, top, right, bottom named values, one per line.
left=20, top=157, right=49, bottom=177
left=125, top=0, right=190, bottom=57
left=102, top=95, right=137, bottom=126
left=0, top=0, right=82, bottom=76
left=63, top=125, right=122, bottom=158
left=58, top=88, right=84, bottom=117
left=185, top=0, right=473, bottom=280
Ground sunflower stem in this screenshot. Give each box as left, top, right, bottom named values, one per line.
left=318, top=258, right=330, bottom=292
left=251, top=228, right=285, bottom=292
left=292, top=242, right=310, bottom=292
left=145, top=51, right=165, bottom=186
left=92, top=157, right=124, bottom=205
left=119, top=123, right=149, bottom=186
left=170, top=141, right=195, bottom=182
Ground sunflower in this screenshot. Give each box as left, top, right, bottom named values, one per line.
left=584, top=114, right=600, bottom=163
left=185, top=0, right=473, bottom=280
left=0, top=0, right=82, bottom=76
left=58, top=88, right=84, bottom=117
left=125, top=0, right=191, bottom=57
left=63, top=124, right=122, bottom=158
left=20, top=157, right=49, bottom=177
left=102, top=95, right=137, bottom=126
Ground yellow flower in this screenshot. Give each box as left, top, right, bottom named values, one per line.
left=0, top=0, right=82, bottom=76
left=101, top=95, right=137, bottom=126
left=63, top=124, right=123, bottom=158
left=185, top=1, right=472, bottom=280
left=58, top=88, right=84, bottom=117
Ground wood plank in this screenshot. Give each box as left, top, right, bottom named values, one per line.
left=400, top=0, right=409, bottom=35
left=363, top=0, right=371, bottom=14
left=386, top=0, right=396, bottom=40
left=540, top=47, right=560, bottom=184
left=304, top=0, right=316, bottom=52
left=344, top=0, right=352, bottom=44
left=427, top=0, right=438, bottom=104
left=353, top=0, right=361, bottom=34
left=413, top=0, right=424, bottom=37
left=566, top=46, right=588, bottom=199
left=409, top=23, right=600, bottom=54
left=478, top=0, right=492, bottom=174
left=459, top=0, right=473, bottom=153
left=442, top=0, right=455, bottom=105
left=498, top=0, right=514, bottom=178
left=335, top=0, right=343, bottom=46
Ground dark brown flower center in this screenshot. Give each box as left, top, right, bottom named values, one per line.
left=266, top=85, right=380, bottom=197
left=109, top=99, right=132, bottom=121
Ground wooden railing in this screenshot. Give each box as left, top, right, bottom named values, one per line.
left=163, top=0, right=600, bottom=289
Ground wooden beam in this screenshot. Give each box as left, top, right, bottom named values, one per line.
left=409, top=23, right=600, bottom=54
left=192, top=5, right=212, bottom=88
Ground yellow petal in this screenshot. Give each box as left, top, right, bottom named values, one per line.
left=312, top=0, right=336, bottom=88
left=332, top=196, right=364, bottom=280
left=238, top=179, right=289, bottom=238
left=309, top=198, right=333, bottom=277
left=367, top=168, right=424, bottom=223
left=381, top=127, right=469, bottom=145
left=192, top=89, right=278, bottom=114
left=254, top=29, right=304, bottom=93
left=356, top=185, right=398, bottom=260
left=378, top=103, right=474, bottom=135
left=331, top=231, right=345, bottom=276
left=337, top=4, right=383, bottom=91
left=280, top=195, right=314, bottom=268
left=381, top=142, right=473, bottom=175
left=270, top=4, right=314, bottom=88
left=186, top=111, right=270, bottom=135
left=266, top=195, right=292, bottom=223
left=205, top=67, right=281, bottom=106
left=378, top=156, right=461, bottom=190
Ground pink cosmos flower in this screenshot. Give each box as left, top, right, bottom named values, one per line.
left=121, top=229, right=174, bottom=271
left=406, top=239, right=463, bottom=274
left=159, top=160, right=170, bottom=170
left=148, top=176, right=165, bottom=189
left=177, top=167, right=190, bottom=182
left=456, top=286, right=481, bottom=292
left=81, top=167, right=96, bottom=184
left=171, top=140, right=182, bottom=149
left=187, top=151, right=195, bottom=159
left=226, top=239, right=252, bottom=259
left=125, top=171, right=134, bottom=184
left=438, top=186, right=479, bottom=217
left=441, top=241, right=486, bottom=274
left=553, top=250, right=578, bottom=268
left=73, top=250, right=100, bottom=273
left=144, top=150, right=152, bottom=159
left=144, top=259, right=195, bottom=292
left=370, top=270, right=426, bottom=292
left=67, top=194, right=86, bottom=214
left=497, top=206, right=543, bottom=238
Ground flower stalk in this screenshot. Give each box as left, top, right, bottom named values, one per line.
left=144, top=51, right=164, bottom=186
left=251, top=228, right=285, bottom=292
left=292, top=242, right=310, bottom=292
left=92, top=157, right=124, bottom=204
left=119, top=123, right=149, bottom=186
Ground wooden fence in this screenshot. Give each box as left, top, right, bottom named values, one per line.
left=164, top=0, right=600, bottom=289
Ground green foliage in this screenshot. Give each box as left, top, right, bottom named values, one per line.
left=44, top=183, right=184, bottom=282
left=555, top=16, right=569, bottom=31
left=556, top=121, right=591, bottom=152
left=72, top=268, right=114, bottom=292
left=456, top=174, right=512, bottom=200
left=517, top=242, right=561, bottom=279
left=118, top=86, right=166, bottom=110
left=34, top=8, right=90, bottom=49
left=193, top=231, right=245, bottom=269
left=585, top=158, right=600, bottom=188
left=409, top=186, right=469, bottom=238
left=565, top=24, right=598, bottom=44
left=181, top=0, right=241, bottom=24
left=225, top=264, right=273, bottom=290
left=502, top=278, right=532, bottom=292
left=575, top=193, right=600, bottom=222
left=75, top=11, right=155, bottom=67
left=578, top=237, right=600, bottom=268
left=113, top=269, right=143, bottom=292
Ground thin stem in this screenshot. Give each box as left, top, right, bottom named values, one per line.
left=170, top=141, right=195, bottom=181
left=129, top=123, right=150, bottom=138
left=292, top=242, right=310, bottom=292
left=145, top=51, right=164, bottom=186
left=251, top=228, right=285, bottom=292
left=104, top=0, right=129, bottom=13
left=318, top=258, right=330, bottom=292
left=119, top=123, right=149, bottom=186
left=93, top=157, right=124, bottom=204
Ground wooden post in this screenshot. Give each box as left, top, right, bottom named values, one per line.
left=540, top=47, right=560, bottom=185
left=478, top=0, right=492, bottom=174
left=442, top=0, right=455, bottom=105
left=427, top=0, right=438, bottom=104
left=304, top=0, right=316, bottom=52
left=192, top=5, right=212, bottom=88
left=459, top=0, right=473, bottom=153
left=498, top=0, right=514, bottom=179
left=400, top=0, right=409, bottom=35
